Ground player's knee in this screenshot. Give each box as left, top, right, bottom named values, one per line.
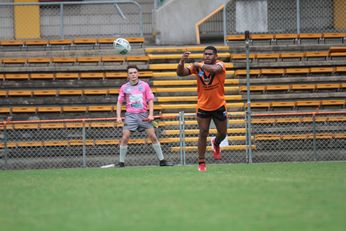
left=219, top=132, right=227, bottom=141
left=148, top=133, right=158, bottom=142
left=199, top=128, right=209, bottom=138
left=121, top=136, right=130, bottom=144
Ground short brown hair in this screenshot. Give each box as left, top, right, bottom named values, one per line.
left=204, top=46, right=218, bottom=55
left=127, top=65, right=139, bottom=72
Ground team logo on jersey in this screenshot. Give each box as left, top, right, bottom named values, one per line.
left=198, top=68, right=215, bottom=85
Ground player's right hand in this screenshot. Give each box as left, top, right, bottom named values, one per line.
left=116, top=117, right=122, bottom=123
left=181, top=51, right=191, bottom=61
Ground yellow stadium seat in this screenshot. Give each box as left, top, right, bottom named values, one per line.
left=280, top=52, right=304, bottom=60
left=290, top=84, right=316, bottom=90
left=101, top=56, right=125, bottom=63
left=55, top=73, right=79, bottom=79
left=5, top=73, right=29, bottom=80
left=37, top=107, right=61, bottom=113
left=271, top=102, right=296, bottom=108
left=83, top=89, right=108, bottom=95
left=285, top=68, right=310, bottom=74
left=261, top=68, right=285, bottom=75
left=266, top=85, right=289, bottom=91
left=310, top=67, right=334, bottom=73
left=77, top=57, right=100, bottom=63
left=12, top=107, right=37, bottom=113
left=33, top=90, right=57, bottom=96
left=88, top=106, right=113, bottom=111
left=59, top=90, right=83, bottom=95
left=27, top=57, right=51, bottom=64
left=7, top=90, right=32, bottom=96
left=105, top=72, right=128, bottom=78
left=0, top=40, right=24, bottom=47
left=52, top=57, right=76, bottom=63
left=2, top=58, right=26, bottom=64
left=25, top=40, right=49, bottom=46
left=296, top=100, right=321, bottom=107
left=79, top=72, right=104, bottom=79
left=30, top=73, right=54, bottom=79
left=274, top=33, right=298, bottom=43
left=73, top=38, right=97, bottom=45
left=226, top=34, right=245, bottom=42
left=62, top=106, right=87, bottom=112
left=49, top=39, right=72, bottom=46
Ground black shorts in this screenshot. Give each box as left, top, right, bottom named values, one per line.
left=197, top=105, right=227, bottom=121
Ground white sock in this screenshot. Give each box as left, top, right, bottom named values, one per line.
left=119, top=145, right=128, bottom=163
left=152, top=143, right=164, bottom=161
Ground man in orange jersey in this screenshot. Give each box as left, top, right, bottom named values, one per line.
left=176, top=46, right=227, bottom=172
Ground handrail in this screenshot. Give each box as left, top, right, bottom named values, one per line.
left=252, top=110, right=346, bottom=117
left=0, top=114, right=177, bottom=126
left=1, top=110, right=346, bottom=126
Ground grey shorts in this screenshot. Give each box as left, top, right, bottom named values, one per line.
left=123, top=112, right=153, bottom=132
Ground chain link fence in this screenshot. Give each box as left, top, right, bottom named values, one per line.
left=0, top=116, right=180, bottom=170
left=251, top=112, right=346, bottom=162
left=226, top=0, right=346, bottom=35
left=1, top=111, right=344, bottom=170
left=0, top=0, right=143, bottom=40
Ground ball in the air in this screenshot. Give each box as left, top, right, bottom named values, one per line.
left=113, top=38, right=131, bottom=55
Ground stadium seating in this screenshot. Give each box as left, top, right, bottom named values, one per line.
left=1, top=33, right=346, bottom=162
left=226, top=32, right=346, bottom=45
left=0, top=55, right=149, bottom=66
left=0, top=37, right=145, bottom=50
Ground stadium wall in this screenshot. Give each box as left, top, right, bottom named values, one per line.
left=153, top=0, right=229, bottom=45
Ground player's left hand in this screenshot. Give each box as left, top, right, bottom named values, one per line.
left=147, top=115, right=154, bottom=121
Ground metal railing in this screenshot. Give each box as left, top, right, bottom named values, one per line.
left=0, top=0, right=143, bottom=40
left=1, top=111, right=345, bottom=170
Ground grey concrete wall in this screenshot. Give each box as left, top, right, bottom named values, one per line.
left=153, top=0, right=230, bottom=45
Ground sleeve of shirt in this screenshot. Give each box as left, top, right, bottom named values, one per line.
left=117, top=85, right=125, bottom=103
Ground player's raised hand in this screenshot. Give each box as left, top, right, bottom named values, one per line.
left=181, top=51, right=191, bottom=61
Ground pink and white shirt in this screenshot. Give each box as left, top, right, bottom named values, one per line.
left=117, top=80, right=154, bottom=113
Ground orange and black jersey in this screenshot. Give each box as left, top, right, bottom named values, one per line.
left=187, top=60, right=226, bottom=111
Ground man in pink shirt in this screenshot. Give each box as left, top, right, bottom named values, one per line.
left=116, top=65, right=173, bottom=167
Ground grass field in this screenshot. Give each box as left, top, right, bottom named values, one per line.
left=1, top=162, right=346, bottom=231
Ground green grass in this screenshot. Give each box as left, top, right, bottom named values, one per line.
left=1, top=162, right=346, bottom=231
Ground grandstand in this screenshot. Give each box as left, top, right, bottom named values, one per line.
left=0, top=0, right=345, bottom=169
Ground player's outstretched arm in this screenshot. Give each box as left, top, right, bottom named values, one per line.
left=201, top=63, right=223, bottom=74
left=176, top=51, right=191, bottom=76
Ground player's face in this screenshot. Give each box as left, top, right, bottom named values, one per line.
left=128, top=68, right=139, bottom=83
left=203, top=49, right=217, bottom=64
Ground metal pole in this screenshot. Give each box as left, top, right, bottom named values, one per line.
left=82, top=121, right=86, bottom=167
left=179, top=111, right=186, bottom=166
left=223, top=6, right=227, bottom=45
left=139, top=3, right=144, bottom=37
left=182, top=112, right=186, bottom=165
left=60, top=3, right=64, bottom=39
left=312, top=113, right=317, bottom=161
left=245, top=30, right=253, bottom=163
left=296, top=0, right=301, bottom=34
left=3, top=123, right=9, bottom=169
